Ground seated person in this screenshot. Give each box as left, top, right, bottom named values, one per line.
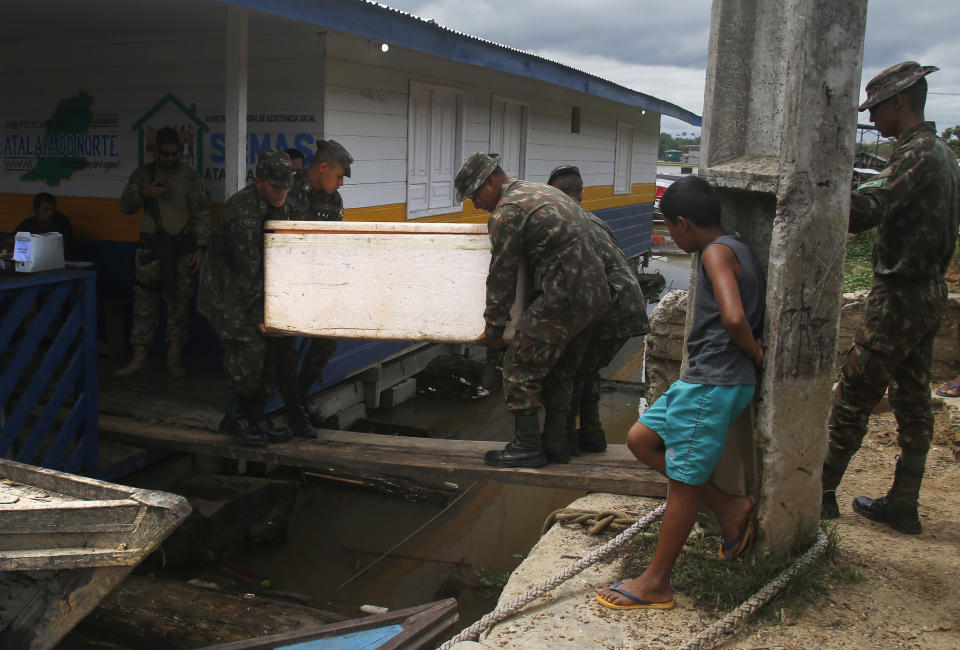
left=13, top=192, right=77, bottom=259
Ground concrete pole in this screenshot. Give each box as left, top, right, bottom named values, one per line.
left=699, top=0, right=867, bottom=549
left=225, top=5, right=248, bottom=197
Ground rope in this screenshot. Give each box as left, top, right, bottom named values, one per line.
left=437, top=513, right=832, bottom=650
left=436, top=503, right=666, bottom=650
left=677, top=527, right=830, bottom=650
left=540, top=508, right=638, bottom=536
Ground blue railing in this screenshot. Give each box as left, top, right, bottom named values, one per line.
left=0, top=269, right=98, bottom=471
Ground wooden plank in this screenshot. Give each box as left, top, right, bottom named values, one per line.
left=98, top=415, right=666, bottom=497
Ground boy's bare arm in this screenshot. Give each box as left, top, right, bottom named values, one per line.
left=702, top=244, right=763, bottom=366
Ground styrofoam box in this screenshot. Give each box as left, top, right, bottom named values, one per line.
left=263, top=221, right=528, bottom=342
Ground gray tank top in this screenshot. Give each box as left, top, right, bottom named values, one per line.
left=682, top=234, right=764, bottom=385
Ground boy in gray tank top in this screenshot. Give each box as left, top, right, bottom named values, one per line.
left=597, top=176, right=764, bottom=611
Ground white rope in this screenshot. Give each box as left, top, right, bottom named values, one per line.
left=677, top=527, right=830, bottom=650
left=437, top=513, right=832, bottom=650
left=436, top=503, right=666, bottom=650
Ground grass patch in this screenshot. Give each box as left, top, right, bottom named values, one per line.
left=620, top=519, right=861, bottom=621
left=843, top=231, right=875, bottom=293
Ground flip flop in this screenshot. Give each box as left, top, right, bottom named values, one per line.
left=595, top=581, right=675, bottom=610
left=935, top=381, right=960, bottom=398
left=718, top=499, right=756, bottom=561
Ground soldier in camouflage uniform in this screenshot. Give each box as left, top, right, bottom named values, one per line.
left=197, top=148, right=296, bottom=447
left=547, top=165, right=650, bottom=455
left=280, top=140, right=354, bottom=432
left=117, top=127, right=211, bottom=379
left=455, top=153, right=611, bottom=468
left=821, top=62, right=960, bottom=534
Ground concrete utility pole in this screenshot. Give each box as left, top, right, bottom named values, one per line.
left=699, top=0, right=868, bottom=549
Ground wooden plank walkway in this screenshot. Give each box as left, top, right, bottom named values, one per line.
left=98, top=415, right=666, bottom=497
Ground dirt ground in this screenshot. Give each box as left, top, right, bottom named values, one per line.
left=466, top=394, right=960, bottom=650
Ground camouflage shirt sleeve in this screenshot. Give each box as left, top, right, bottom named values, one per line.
left=187, top=173, right=212, bottom=246
left=849, top=136, right=933, bottom=233
left=231, top=211, right=266, bottom=324
left=120, top=166, right=146, bottom=215
left=483, top=204, right=524, bottom=339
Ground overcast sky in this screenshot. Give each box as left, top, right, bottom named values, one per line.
left=378, top=0, right=959, bottom=137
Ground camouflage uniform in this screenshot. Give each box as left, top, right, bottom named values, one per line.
left=828, top=120, right=960, bottom=458
left=283, top=139, right=353, bottom=414
left=485, top=180, right=611, bottom=414
left=197, top=162, right=295, bottom=416
left=570, top=215, right=650, bottom=450
left=822, top=62, right=960, bottom=532
left=120, top=160, right=210, bottom=346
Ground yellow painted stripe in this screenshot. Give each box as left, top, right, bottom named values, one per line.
left=1, top=183, right=654, bottom=241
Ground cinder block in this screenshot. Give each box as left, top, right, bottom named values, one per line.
left=380, top=377, right=418, bottom=409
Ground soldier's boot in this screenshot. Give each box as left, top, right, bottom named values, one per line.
left=218, top=400, right=268, bottom=447
left=564, top=411, right=581, bottom=457
left=542, top=409, right=571, bottom=464
left=167, top=342, right=185, bottom=380
left=577, top=384, right=608, bottom=453
left=114, top=345, right=148, bottom=379
left=852, top=451, right=925, bottom=534
left=282, top=381, right=318, bottom=438
left=298, top=371, right=327, bottom=427
left=820, top=450, right=851, bottom=520
left=248, top=397, right=293, bottom=444
left=484, top=413, right=547, bottom=469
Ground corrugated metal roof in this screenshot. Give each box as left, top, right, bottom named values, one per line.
left=223, top=0, right=702, bottom=126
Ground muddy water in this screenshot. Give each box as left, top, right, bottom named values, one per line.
left=232, top=253, right=693, bottom=626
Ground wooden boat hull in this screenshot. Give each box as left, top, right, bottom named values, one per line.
left=0, top=458, right=191, bottom=650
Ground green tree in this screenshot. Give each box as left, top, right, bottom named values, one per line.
left=658, top=133, right=701, bottom=160
left=942, top=126, right=960, bottom=159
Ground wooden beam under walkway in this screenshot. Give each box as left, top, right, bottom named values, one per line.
left=98, top=415, right=666, bottom=498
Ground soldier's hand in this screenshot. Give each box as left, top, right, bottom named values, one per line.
left=143, top=182, right=166, bottom=199
left=258, top=323, right=281, bottom=338
left=189, top=248, right=204, bottom=273
left=476, top=332, right=505, bottom=351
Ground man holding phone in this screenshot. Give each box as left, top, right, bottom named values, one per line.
left=117, top=126, right=210, bottom=379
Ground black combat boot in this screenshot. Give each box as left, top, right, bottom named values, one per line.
left=248, top=397, right=293, bottom=443
left=852, top=452, right=925, bottom=534
left=300, top=389, right=326, bottom=428
left=820, top=450, right=851, bottom=520
left=484, top=413, right=547, bottom=468
left=577, top=380, right=607, bottom=453
left=281, top=380, right=318, bottom=438
left=219, top=407, right=268, bottom=447
left=542, top=409, right=571, bottom=464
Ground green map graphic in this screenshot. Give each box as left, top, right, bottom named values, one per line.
left=21, top=91, right=95, bottom=186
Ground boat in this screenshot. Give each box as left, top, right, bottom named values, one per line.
left=0, top=457, right=191, bottom=650
left=200, top=598, right=459, bottom=650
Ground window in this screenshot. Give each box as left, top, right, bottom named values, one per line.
left=614, top=122, right=633, bottom=194
left=407, top=82, right=464, bottom=218
left=490, top=96, right=527, bottom=179
left=571, top=106, right=581, bottom=133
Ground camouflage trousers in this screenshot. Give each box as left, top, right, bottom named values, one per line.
left=503, top=325, right=596, bottom=414
left=130, top=248, right=194, bottom=345
left=298, top=338, right=339, bottom=394
left=219, top=332, right=298, bottom=418
left=828, top=278, right=947, bottom=457
left=572, top=335, right=630, bottom=412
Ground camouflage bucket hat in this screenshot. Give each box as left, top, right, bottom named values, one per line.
left=255, top=147, right=293, bottom=188
left=455, top=152, right=502, bottom=203
left=859, top=61, right=938, bottom=111
left=548, top=164, right=581, bottom=186
left=316, top=139, right=354, bottom=178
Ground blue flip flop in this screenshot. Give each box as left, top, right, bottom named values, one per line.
left=595, top=581, right=675, bottom=610
left=936, top=381, right=960, bottom=398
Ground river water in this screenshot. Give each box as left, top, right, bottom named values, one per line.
left=230, top=252, right=694, bottom=626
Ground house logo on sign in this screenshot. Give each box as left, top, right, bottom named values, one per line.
left=131, top=93, right=208, bottom=173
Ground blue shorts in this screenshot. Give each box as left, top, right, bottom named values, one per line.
left=639, top=380, right=755, bottom=486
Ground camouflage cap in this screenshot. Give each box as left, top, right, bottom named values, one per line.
left=455, top=152, right=502, bottom=203
left=255, top=147, right=293, bottom=188
left=316, top=139, right=354, bottom=177
left=547, top=164, right=581, bottom=186
left=859, top=61, right=939, bottom=111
